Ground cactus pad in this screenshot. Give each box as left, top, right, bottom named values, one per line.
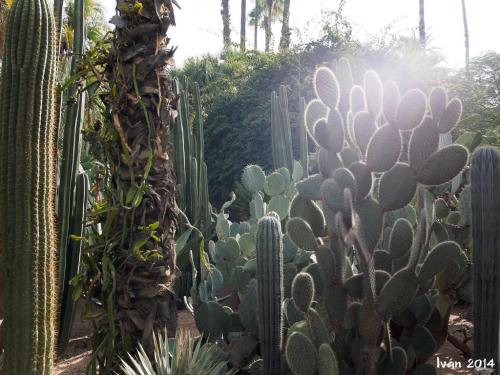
left=429, top=87, right=448, bottom=120
left=353, top=111, right=377, bottom=155
left=395, top=89, right=427, bottom=130
left=285, top=331, right=318, bottom=375
left=318, top=343, right=339, bottom=375
left=287, top=217, right=318, bottom=251
left=195, top=301, right=231, bottom=339
left=416, top=145, right=468, bottom=186
left=378, top=163, right=417, bottom=211
left=366, top=124, right=402, bottom=172
left=296, top=174, right=324, bottom=201
left=377, top=268, right=418, bottom=318
left=388, top=218, right=414, bottom=259
left=242, top=165, right=266, bottom=193
left=340, top=147, right=360, bottom=168
left=264, top=172, right=287, bottom=196
left=350, top=85, right=367, bottom=113
left=434, top=198, right=450, bottom=219
left=292, top=272, right=315, bottom=312
left=408, top=117, right=440, bottom=171
left=354, top=198, right=384, bottom=251
left=314, top=109, right=345, bottom=154
left=322, top=178, right=345, bottom=213
left=364, top=70, right=383, bottom=118
left=290, top=195, right=326, bottom=237
left=307, top=307, right=330, bottom=347
left=268, top=195, right=291, bottom=221
left=348, top=162, right=373, bottom=201
left=305, top=99, right=328, bottom=135
left=383, top=80, right=401, bottom=124
left=437, top=98, right=462, bottom=134
left=417, top=241, right=461, bottom=283
left=314, top=67, right=340, bottom=109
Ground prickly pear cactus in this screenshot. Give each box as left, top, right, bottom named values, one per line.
left=0, top=0, right=58, bottom=373
left=283, top=58, right=470, bottom=375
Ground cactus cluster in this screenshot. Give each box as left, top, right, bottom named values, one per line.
left=188, top=59, right=480, bottom=375
left=0, top=0, right=58, bottom=373
left=173, top=78, right=213, bottom=298
left=173, top=78, right=212, bottom=238
left=280, top=59, right=472, bottom=374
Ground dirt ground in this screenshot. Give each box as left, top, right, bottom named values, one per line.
left=53, top=308, right=197, bottom=375
left=54, top=305, right=475, bottom=375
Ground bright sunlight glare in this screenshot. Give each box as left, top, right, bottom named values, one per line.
left=102, top=0, right=500, bottom=68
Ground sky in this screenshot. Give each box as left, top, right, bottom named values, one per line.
left=102, top=0, right=500, bottom=69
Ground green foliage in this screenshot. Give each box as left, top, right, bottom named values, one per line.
left=445, top=52, right=500, bottom=146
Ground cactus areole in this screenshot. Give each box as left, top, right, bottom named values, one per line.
left=0, top=0, right=58, bottom=373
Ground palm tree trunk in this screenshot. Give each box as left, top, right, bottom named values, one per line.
left=222, top=0, right=231, bottom=49
left=279, top=0, right=290, bottom=50
left=265, top=0, right=274, bottom=51
left=461, top=0, right=470, bottom=79
left=418, top=0, right=425, bottom=48
left=240, top=0, right=246, bottom=51
left=254, top=6, right=258, bottom=50
left=92, top=0, right=179, bottom=371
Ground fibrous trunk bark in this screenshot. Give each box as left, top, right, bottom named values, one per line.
left=279, top=0, right=290, bottom=50
left=92, top=0, right=179, bottom=371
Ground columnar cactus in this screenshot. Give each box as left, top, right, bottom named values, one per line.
left=0, top=0, right=58, bottom=373
left=57, top=0, right=88, bottom=354
left=256, top=213, right=284, bottom=374
left=271, top=86, right=294, bottom=173
left=470, top=146, right=500, bottom=363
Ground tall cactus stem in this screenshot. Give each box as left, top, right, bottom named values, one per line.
left=0, top=0, right=58, bottom=372
left=256, top=213, right=284, bottom=374
left=299, top=97, right=309, bottom=177
left=471, top=146, right=500, bottom=362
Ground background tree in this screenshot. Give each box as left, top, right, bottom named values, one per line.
left=240, top=0, right=246, bottom=51
left=419, top=0, right=425, bottom=47
left=249, top=0, right=265, bottom=50
left=279, top=0, right=290, bottom=50
left=250, top=0, right=283, bottom=51
left=461, top=0, right=470, bottom=78
left=222, top=0, right=231, bottom=49
left=264, top=0, right=275, bottom=51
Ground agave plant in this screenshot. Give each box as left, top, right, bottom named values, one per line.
left=120, top=330, right=235, bottom=375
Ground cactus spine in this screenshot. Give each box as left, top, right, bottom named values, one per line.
left=256, top=213, right=284, bottom=374
left=0, top=0, right=58, bottom=373
left=471, top=146, right=500, bottom=363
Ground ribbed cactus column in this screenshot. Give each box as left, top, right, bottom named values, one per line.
left=471, top=146, right=500, bottom=364
left=256, top=213, right=284, bottom=374
left=0, top=0, right=58, bottom=373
